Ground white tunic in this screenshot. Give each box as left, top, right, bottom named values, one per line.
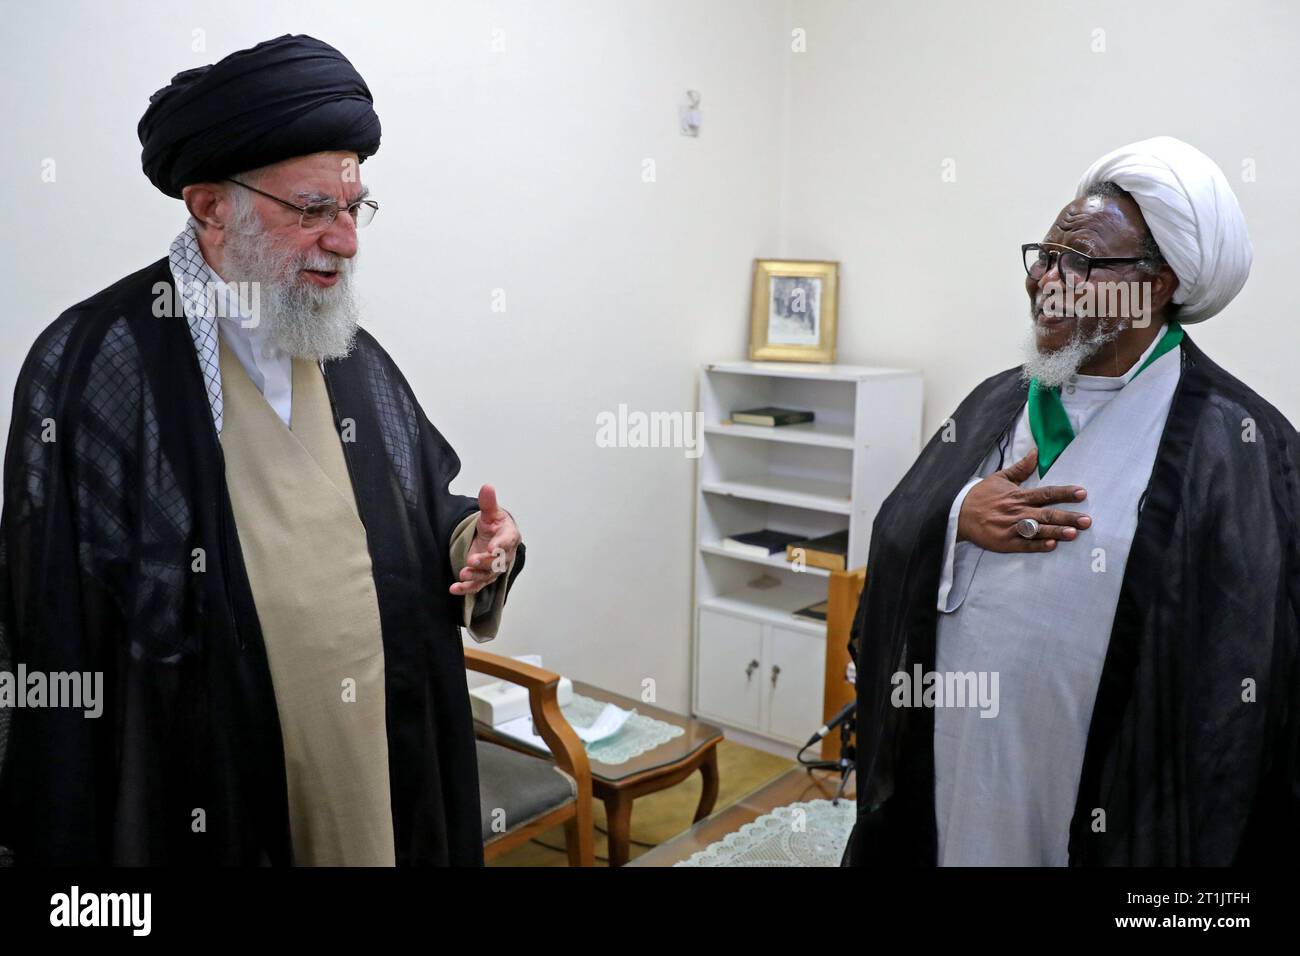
left=932, top=327, right=1180, bottom=865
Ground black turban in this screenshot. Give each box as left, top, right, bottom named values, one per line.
left=139, top=34, right=381, bottom=199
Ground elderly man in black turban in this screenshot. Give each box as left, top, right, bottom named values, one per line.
left=0, top=35, right=524, bottom=866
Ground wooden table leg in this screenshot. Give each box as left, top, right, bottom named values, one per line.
left=604, top=790, right=634, bottom=867
left=693, top=745, right=720, bottom=823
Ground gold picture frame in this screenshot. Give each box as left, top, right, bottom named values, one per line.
left=747, top=259, right=839, bottom=363
left=748, top=257, right=837, bottom=361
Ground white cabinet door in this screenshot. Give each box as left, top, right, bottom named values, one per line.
left=696, top=608, right=764, bottom=730
left=764, top=624, right=827, bottom=744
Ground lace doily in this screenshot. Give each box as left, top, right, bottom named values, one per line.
left=564, top=693, right=684, bottom=766
left=675, top=798, right=854, bottom=867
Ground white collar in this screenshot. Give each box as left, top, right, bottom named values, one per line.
left=1072, top=323, right=1172, bottom=392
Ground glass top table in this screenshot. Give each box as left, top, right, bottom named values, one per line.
left=474, top=680, right=724, bottom=865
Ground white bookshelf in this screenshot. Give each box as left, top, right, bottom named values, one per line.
left=691, top=360, right=923, bottom=752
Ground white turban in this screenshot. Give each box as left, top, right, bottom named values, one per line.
left=1074, top=136, right=1252, bottom=323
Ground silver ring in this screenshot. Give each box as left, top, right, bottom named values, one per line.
left=1015, top=517, right=1040, bottom=539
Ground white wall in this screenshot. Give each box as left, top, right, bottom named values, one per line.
left=1, top=0, right=789, bottom=711
left=782, top=0, right=1300, bottom=436
left=5, top=0, right=1297, bottom=712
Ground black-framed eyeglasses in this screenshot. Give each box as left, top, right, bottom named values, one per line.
left=224, top=178, right=379, bottom=230
left=1022, top=242, right=1155, bottom=286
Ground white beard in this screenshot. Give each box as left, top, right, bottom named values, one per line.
left=221, top=220, right=360, bottom=362
left=1020, top=315, right=1127, bottom=388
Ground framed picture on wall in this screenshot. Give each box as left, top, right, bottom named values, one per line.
left=747, top=259, right=839, bottom=363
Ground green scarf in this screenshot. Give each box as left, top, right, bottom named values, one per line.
left=1027, top=322, right=1184, bottom=477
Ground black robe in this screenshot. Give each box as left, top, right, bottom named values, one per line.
left=844, top=332, right=1300, bottom=866
left=0, top=258, right=524, bottom=865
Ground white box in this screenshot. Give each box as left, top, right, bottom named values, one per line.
left=470, top=677, right=574, bottom=726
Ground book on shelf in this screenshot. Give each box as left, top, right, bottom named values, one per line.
left=729, top=406, right=815, bottom=427
left=721, top=529, right=807, bottom=558
left=786, top=528, right=849, bottom=571
left=793, top=600, right=829, bottom=622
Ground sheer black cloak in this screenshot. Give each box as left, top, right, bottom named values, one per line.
left=843, top=333, right=1300, bottom=866
left=0, top=258, right=524, bottom=865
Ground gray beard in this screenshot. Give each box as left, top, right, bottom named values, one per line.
left=221, top=223, right=360, bottom=362
left=1020, top=317, right=1126, bottom=388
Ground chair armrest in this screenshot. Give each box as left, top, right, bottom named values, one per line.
left=465, top=646, right=560, bottom=690
left=464, top=647, right=593, bottom=802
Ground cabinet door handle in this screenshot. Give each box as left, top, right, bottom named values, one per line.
left=745, top=659, right=760, bottom=680
left=770, top=664, right=781, bottom=688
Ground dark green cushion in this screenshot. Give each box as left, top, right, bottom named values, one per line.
left=477, top=740, right=577, bottom=844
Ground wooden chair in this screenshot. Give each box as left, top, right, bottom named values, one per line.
left=821, top=565, right=866, bottom=762
left=465, top=647, right=595, bottom=866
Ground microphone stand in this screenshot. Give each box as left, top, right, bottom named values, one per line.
left=796, top=703, right=857, bottom=805
left=831, top=712, right=856, bottom=806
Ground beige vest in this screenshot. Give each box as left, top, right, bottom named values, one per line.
left=218, top=337, right=396, bottom=866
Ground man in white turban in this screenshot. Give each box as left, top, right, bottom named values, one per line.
left=1076, top=134, right=1252, bottom=324
left=845, top=137, right=1299, bottom=867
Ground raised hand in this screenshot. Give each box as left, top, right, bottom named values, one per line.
left=956, top=448, right=1091, bottom=553
left=450, top=484, right=521, bottom=596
